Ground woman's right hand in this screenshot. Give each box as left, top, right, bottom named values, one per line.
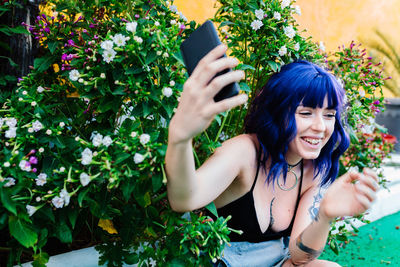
left=169, top=44, right=248, bottom=144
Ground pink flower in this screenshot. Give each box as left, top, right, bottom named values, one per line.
left=29, top=156, right=38, bottom=164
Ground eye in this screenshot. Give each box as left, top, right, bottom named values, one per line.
left=324, top=113, right=336, bottom=118
left=299, top=111, right=312, bottom=116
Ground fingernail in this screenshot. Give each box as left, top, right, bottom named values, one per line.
left=240, top=94, right=248, bottom=102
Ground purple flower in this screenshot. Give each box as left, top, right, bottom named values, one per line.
left=180, top=24, right=186, bottom=30
left=89, top=23, right=95, bottom=28
left=68, top=39, right=75, bottom=46
left=44, top=27, right=50, bottom=33
left=82, top=29, right=88, bottom=33
left=29, top=156, right=38, bottom=165
left=135, top=14, right=140, bottom=18
left=32, top=168, right=37, bottom=173
left=94, top=35, right=99, bottom=39
left=373, top=100, right=380, bottom=105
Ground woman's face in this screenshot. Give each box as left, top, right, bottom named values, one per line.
left=287, top=97, right=336, bottom=163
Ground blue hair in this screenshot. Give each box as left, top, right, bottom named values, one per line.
left=244, top=60, right=350, bottom=186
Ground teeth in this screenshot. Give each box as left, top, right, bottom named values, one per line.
left=303, top=138, right=321, bottom=145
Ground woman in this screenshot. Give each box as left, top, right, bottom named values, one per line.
left=165, top=44, right=379, bottom=266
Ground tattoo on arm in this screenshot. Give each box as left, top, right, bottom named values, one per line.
left=308, top=187, right=324, bottom=222
left=296, top=232, right=323, bottom=260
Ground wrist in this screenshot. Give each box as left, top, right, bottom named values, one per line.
left=318, top=202, right=336, bottom=223
left=168, top=118, right=192, bottom=145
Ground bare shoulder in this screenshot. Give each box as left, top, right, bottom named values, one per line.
left=216, top=133, right=258, bottom=168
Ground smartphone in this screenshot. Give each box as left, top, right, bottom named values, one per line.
left=180, top=20, right=240, bottom=102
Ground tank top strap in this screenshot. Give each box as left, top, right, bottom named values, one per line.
left=288, top=160, right=304, bottom=228
left=250, top=145, right=263, bottom=192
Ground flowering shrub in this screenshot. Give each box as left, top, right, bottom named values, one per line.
left=324, top=41, right=396, bottom=253
left=0, top=0, right=395, bottom=266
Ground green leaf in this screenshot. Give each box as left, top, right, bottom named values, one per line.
left=55, top=221, right=72, bottom=243
left=115, top=153, right=131, bottom=165
left=8, top=26, right=29, bottom=35
left=0, top=187, right=17, bottom=215
left=205, top=202, right=218, bottom=217
left=145, top=51, right=157, bottom=64
left=68, top=209, right=79, bottom=229
left=330, top=239, right=339, bottom=255
left=48, top=41, right=58, bottom=54
left=267, top=60, right=280, bottom=72
left=34, top=55, right=55, bottom=72
left=9, top=215, right=38, bottom=248
left=152, top=174, right=163, bottom=193
left=239, top=82, right=251, bottom=92
left=78, top=187, right=90, bottom=207
left=0, top=56, right=18, bottom=68
left=32, top=252, right=49, bottom=267
left=124, top=253, right=139, bottom=265
left=236, top=64, right=255, bottom=71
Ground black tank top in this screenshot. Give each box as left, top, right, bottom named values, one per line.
left=217, top=149, right=303, bottom=243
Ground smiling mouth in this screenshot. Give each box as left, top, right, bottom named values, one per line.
left=302, top=137, right=322, bottom=145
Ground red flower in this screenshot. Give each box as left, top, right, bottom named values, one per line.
left=382, top=133, right=398, bottom=144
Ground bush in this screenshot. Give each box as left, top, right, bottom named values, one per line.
left=0, top=0, right=395, bottom=266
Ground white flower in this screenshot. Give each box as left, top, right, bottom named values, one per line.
left=59, top=167, right=65, bottom=172
left=130, top=131, right=137, bottom=138
left=177, top=11, right=188, bottom=21
left=36, top=196, right=41, bottom=202
left=169, top=80, right=175, bottom=87
left=31, top=101, right=37, bottom=107
left=278, top=45, right=287, bottom=56
left=35, top=173, right=47, bottom=186
left=170, top=20, right=176, bottom=25
left=139, top=133, right=150, bottom=146
left=0, top=118, right=3, bottom=128
left=154, top=21, right=160, bottom=26
left=100, top=73, right=106, bottom=79
left=102, top=49, right=117, bottom=63
left=126, top=21, right=138, bottom=33
left=255, top=9, right=264, bottom=20
left=37, top=86, right=45, bottom=93
left=80, top=172, right=91, bottom=186
left=5, top=128, right=16, bottom=138
left=359, top=89, right=366, bottom=98
left=5, top=118, right=17, bottom=127
left=81, top=148, right=93, bottom=165
left=69, top=69, right=80, bottom=81
left=18, top=97, right=23, bottom=101
left=169, top=5, right=178, bottom=13
left=59, top=122, right=65, bottom=127
left=112, top=33, right=128, bottom=47
left=22, top=91, right=27, bottom=95
left=134, top=36, right=143, bottom=44
left=39, top=147, right=44, bottom=153
left=60, top=189, right=70, bottom=206
left=134, top=153, right=145, bottom=164
left=156, top=51, right=162, bottom=56
left=102, top=136, right=113, bottom=147
left=78, top=78, right=84, bottom=83
left=163, top=52, right=169, bottom=58
left=281, top=0, right=291, bottom=9
left=32, top=120, right=43, bottom=132
left=294, top=42, right=300, bottom=51
left=319, top=41, right=326, bottom=51
left=52, top=196, right=64, bottom=208
left=162, top=87, right=173, bottom=97
left=293, top=5, right=301, bottom=15
left=273, top=12, right=281, bottom=20
left=19, top=160, right=31, bottom=172
left=250, top=20, right=263, bottom=31
left=45, top=129, right=52, bottom=135
left=100, top=40, right=114, bottom=50
left=28, top=127, right=34, bottom=133
left=92, top=133, right=103, bottom=147
left=26, top=205, right=37, bottom=216
left=3, top=177, right=15, bottom=187
left=283, top=25, right=296, bottom=39
left=3, top=162, right=10, bottom=167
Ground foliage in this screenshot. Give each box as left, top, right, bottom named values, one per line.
left=360, top=30, right=400, bottom=96
left=0, top=0, right=395, bottom=266
left=324, top=41, right=396, bottom=253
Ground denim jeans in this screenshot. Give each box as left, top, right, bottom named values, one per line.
left=215, top=236, right=290, bottom=267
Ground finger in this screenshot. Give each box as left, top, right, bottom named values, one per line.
left=192, top=56, right=239, bottom=87
left=355, top=183, right=377, bottom=202
left=204, top=70, right=244, bottom=98
left=207, top=93, right=248, bottom=115
left=363, top=168, right=378, bottom=182
left=343, top=171, right=361, bottom=183
left=356, top=193, right=373, bottom=210
left=359, top=174, right=380, bottom=192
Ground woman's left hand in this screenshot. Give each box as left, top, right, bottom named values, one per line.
left=319, top=168, right=379, bottom=220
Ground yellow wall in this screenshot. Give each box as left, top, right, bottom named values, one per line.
left=175, top=0, right=400, bottom=97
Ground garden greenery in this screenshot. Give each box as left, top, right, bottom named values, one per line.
left=0, top=0, right=395, bottom=266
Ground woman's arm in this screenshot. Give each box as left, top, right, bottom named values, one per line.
left=285, top=169, right=379, bottom=266
left=165, top=44, right=248, bottom=212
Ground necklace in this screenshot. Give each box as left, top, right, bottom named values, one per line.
left=277, top=160, right=302, bottom=191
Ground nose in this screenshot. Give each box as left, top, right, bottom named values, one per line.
left=311, top=114, right=326, bottom=132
